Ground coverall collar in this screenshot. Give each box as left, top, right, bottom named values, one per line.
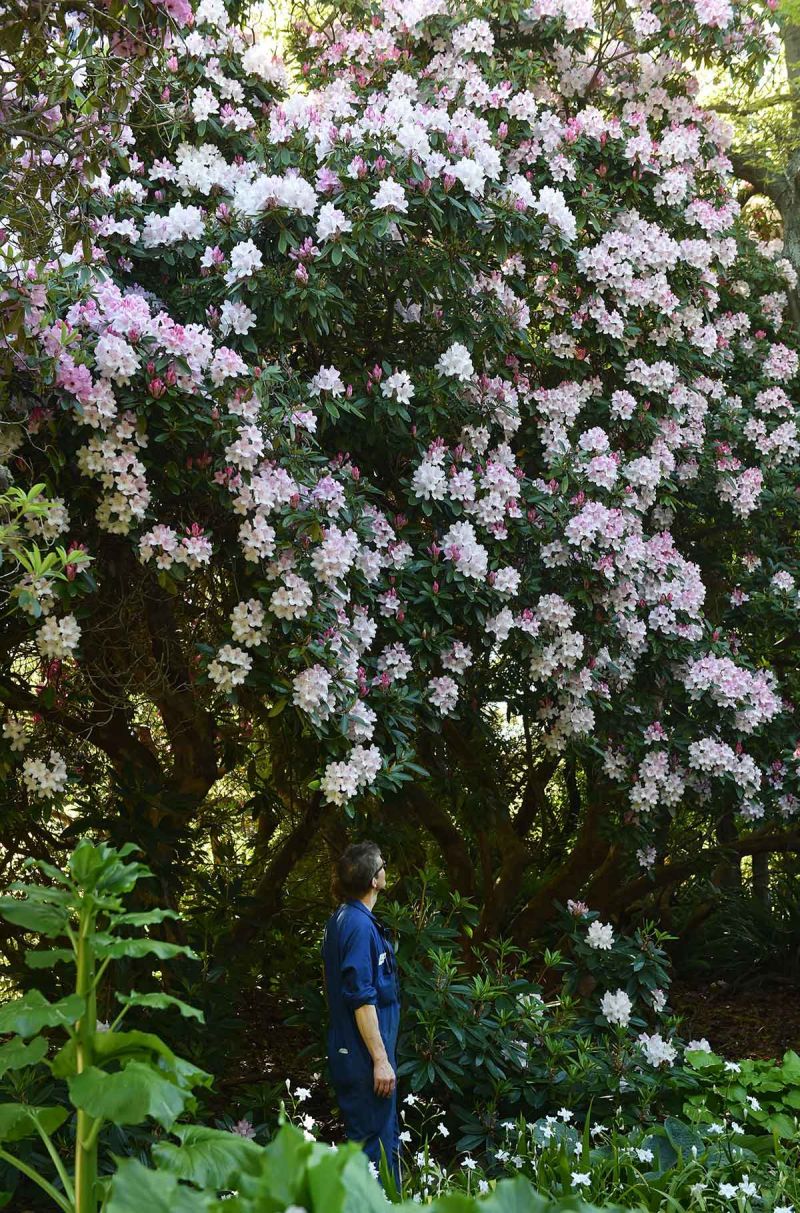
left=345, top=898, right=383, bottom=928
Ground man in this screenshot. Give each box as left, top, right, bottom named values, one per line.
left=321, top=840, right=400, bottom=1184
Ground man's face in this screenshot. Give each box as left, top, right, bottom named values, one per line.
left=372, top=854, right=387, bottom=893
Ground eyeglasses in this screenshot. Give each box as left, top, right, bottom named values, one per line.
left=373, top=860, right=386, bottom=878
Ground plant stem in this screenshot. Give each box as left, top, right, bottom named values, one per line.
left=30, top=1112, right=76, bottom=1206
left=74, top=896, right=98, bottom=1213
left=0, top=1146, right=72, bottom=1213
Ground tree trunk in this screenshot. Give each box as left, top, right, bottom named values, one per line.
left=752, top=850, right=771, bottom=910
left=713, top=809, right=742, bottom=892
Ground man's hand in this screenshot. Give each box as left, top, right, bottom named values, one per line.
left=373, top=1056, right=396, bottom=1098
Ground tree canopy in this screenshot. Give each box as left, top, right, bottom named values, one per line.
left=1, top=0, right=799, bottom=947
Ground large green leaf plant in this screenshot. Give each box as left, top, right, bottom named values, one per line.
left=0, top=840, right=208, bottom=1213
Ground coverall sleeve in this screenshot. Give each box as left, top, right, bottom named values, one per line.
left=339, top=920, right=377, bottom=1010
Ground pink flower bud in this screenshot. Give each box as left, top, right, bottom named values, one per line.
left=432, top=581, right=439, bottom=594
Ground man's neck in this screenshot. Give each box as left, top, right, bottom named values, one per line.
left=359, top=889, right=378, bottom=912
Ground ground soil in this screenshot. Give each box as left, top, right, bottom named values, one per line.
left=671, top=980, right=800, bottom=1060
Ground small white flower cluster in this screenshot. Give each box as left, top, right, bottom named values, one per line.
left=436, top=341, right=475, bottom=382
left=292, top=665, right=335, bottom=720
left=22, top=750, right=68, bottom=799
left=230, top=599, right=266, bottom=648
left=139, top=524, right=213, bottom=571
left=207, top=644, right=252, bottom=692
left=427, top=675, right=459, bottom=716
left=320, top=744, right=382, bottom=805
left=586, top=920, right=614, bottom=950
left=637, top=1031, right=677, bottom=1067
left=35, top=614, right=81, bottom=660
left=3, top=717, right=29, bottom=752
left=600, top=988, right=632, bottom=1027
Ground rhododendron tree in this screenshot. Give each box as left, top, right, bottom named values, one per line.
left=1, top=0, right=799, bottom=941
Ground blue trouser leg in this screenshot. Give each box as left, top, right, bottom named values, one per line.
left=335, top=1075, right=400, bottom=1187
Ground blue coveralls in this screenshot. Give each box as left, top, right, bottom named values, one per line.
left=322, top=900, right=401, bottom=1184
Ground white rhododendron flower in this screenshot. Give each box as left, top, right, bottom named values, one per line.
left=22, top=750, right=68, bottom=799
left=586, top=921, right=614, bottom=950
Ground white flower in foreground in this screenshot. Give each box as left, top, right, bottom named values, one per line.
left=686, top=1038, right=712, bottom=1053
left=436, top=341, right=474, bottom=381
left=36, top=614, right=81, bottom=659
left=571, top=1172, right=591, bottom=1187
left=371, top=179, right=408, bottom=213
left=586, top=920, right=614, bottom=950
left=637, top=1031, right=677, bottom=1068
left=601, top=988, right=632, bottom=1027
left=437, top=1122, right=449, bottom=1138
left=316, top=202, right=352, bottom=242
left=381, top=370, right=415, bottom=403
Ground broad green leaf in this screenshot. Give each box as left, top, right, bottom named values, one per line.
left=110, top=910, right=180, bottom=927
left=480, top=1177, right=550, bottom=1213
left=53, top=1029, right=208, bottom=1091
left=25, top=948, right=73, bottom=969
left=684, top=1050, right=721, bottom=1070
left=664, top=1117, right=704, bottom=1156
left=68, top=1060, right=193, bottom=1128
left=642, top=1132, right=678, bottom=1173
left=235, top=1122, right=313, bottom=1206
left=115, top=991, right=203, bottom=1021
left=0, top=898, right=67, bottom=936
left=765, top=1112, right=798, bottom=1139
left=0, top=1036, right=48, bottom=1077
left=781, top=1050, right=800, bottom=1084
left=307, top=1145, right=387, bottom=1213
left=408, top=1196, right=476, bottom=1212
left=152, top=1125, right=263, bottom=1188
left=106, top=1157, right=215, bottom=1213
left=93, top=933, right=197, bottom=962
left=0, top=1103, right=68, bottom=1142
left=0, top=991, right=84, bottom=1038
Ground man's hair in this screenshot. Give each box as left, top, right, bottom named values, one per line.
left=334, top=840, right=381, bottom=901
